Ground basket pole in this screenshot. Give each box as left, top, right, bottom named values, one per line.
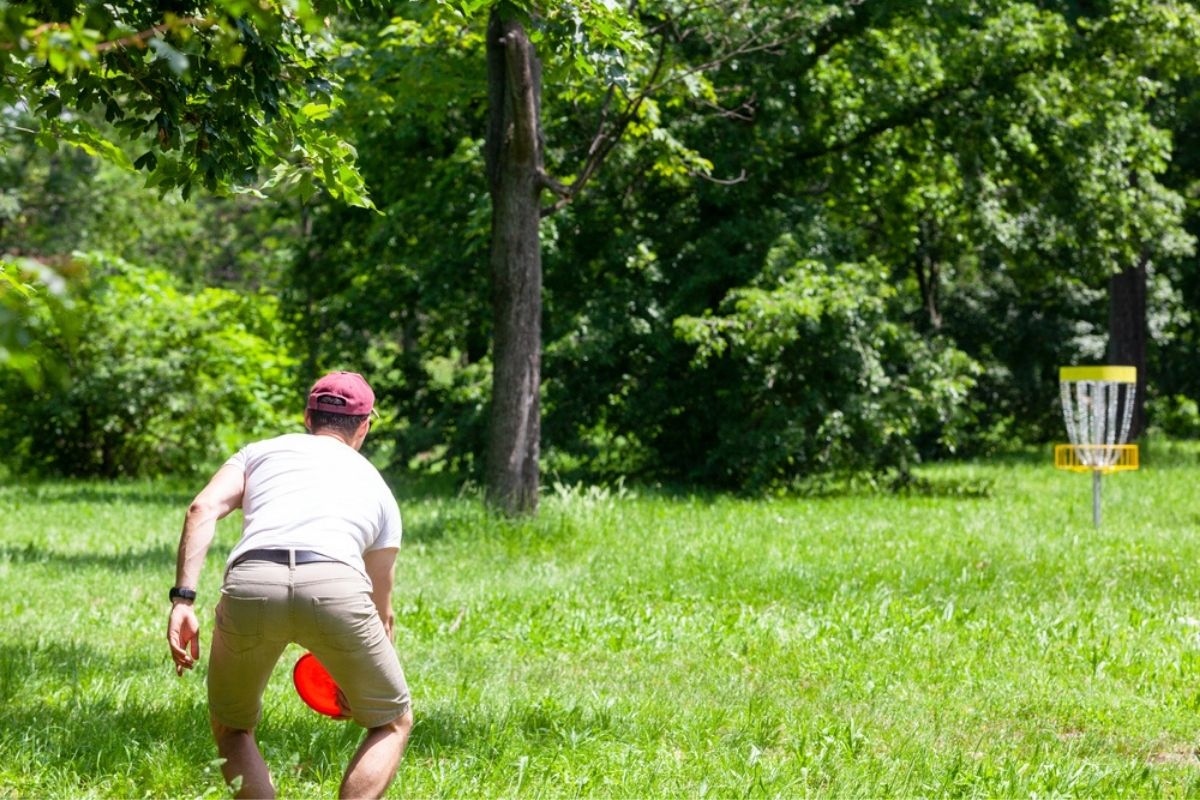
left=1092, top=471, right=1101, bottom=528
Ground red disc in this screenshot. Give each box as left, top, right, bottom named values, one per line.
left=293, top=653, right=344, bottom=717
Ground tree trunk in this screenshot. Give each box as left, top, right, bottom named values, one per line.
left=484, top=9, right=544, bottom=514
left=1107, top=255, right=1148, bottom=438
left=914, top=220, right=942, bottom=331
left=299, top=204, right=320, bottom=382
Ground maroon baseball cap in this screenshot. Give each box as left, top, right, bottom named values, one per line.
left=306, top=371, right=376, bottom=417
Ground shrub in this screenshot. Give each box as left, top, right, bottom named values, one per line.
left=0, top=253, right=297, bottom=477
left=1147, top=394, right=1200, bottom=439
left=674, top=237, right=980, bottom=488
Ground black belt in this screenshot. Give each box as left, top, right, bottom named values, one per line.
left=231, top=548, right=339, bottom=568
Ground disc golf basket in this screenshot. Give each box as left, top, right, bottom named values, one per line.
left=1054, top=366, right=1139, bottom=527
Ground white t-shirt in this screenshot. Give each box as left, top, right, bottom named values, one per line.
left=223, top=433, right=402, bottom=578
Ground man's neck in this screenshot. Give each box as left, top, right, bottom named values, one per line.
left=312, top=429, right=355, bottom=448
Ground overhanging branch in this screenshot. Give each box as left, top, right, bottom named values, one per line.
left=0, top=16, right=212, bottom=53
left=538, top=1, right=873, bottom=216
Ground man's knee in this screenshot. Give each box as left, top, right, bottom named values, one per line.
left=376, top=708, right=413, bottom=738
left=211, top=714, right=254, bottom=744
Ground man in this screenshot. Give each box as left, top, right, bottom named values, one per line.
left=166, top=371, right=413, bottom=799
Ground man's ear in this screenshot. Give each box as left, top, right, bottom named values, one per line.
left=303, top=409, right=313, bottom=433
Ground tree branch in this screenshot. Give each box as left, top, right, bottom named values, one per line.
left=538, top=168, right=570, bottom=197
left=97, top=17, right=211, bottom=52
left=696, top=93, right=757, bottom=121
left=690, top=168, right=748, bottom=185
left=541, top=29, right=670, bottom=217
left=0, top=17, right=211, bottom=52
left=536, top=0, right=882, bottom=216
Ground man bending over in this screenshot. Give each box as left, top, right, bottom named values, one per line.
left=167, top=371, right=412, bottom=799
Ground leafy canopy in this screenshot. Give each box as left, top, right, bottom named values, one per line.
left=0, top=0, right=371, bottom=205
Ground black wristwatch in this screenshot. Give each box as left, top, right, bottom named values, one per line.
left=169, top=587, right=197, bottom=603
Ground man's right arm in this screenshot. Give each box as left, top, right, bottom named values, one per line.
left=174, top=463, right=246, bottom=588
left=167, top=463, right=246, bottom=675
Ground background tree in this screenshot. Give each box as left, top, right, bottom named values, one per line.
left=5, top=0, right=1200, bottom=492
left=443, top=0, right=824, bottom=511
left=281, top=0, right=1200, bottom=495
left=300, top=0, right=781, bottom=511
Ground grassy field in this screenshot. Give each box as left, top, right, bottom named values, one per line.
left=4, top=447, right=1200, bottom=797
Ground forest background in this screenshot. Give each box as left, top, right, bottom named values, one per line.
left=2, top=0, right=1200, bottom=500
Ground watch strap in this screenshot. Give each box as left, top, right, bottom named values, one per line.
left=169, top=586, right=197, bottom=602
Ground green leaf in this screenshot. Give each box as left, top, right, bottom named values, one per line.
left=299, top=102, right=335, bottom=121
left=51, top=122, right=135, bottom=171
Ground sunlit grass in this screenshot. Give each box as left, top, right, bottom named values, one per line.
left=3, top=449, right=1200, bottom=796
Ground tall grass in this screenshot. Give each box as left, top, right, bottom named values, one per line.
left=3, top=451, right=1200, bottom=797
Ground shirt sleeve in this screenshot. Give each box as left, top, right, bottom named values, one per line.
left=368, top=489, right=402, bottom=551
left=223, top=444, right=252, bottom=472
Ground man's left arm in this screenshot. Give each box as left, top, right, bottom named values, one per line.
left=364, top=547, right=398, bottom=641
left=166, top=463, right=245, bottom=675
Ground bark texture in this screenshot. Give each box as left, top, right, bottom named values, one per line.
left=1107, top=255, right=1148, bottom=438
left=484, top=10, right=544, bottom=514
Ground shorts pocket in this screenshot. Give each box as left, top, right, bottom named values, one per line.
left=215, top=594, right=267, bottom=654
left=312, top=593, right=380, bottom=652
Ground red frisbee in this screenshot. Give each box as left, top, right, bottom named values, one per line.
left=293, top=653, right=348, bottom=718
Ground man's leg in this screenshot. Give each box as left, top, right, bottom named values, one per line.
left=207, top=563, right=291, bottom=799
left=339, top=710, right=413, bottom=800
left=211, top=715, right=275, bottom=799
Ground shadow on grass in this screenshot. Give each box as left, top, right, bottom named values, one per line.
left=401, top=513, right=480, bottom=546
left=0, top=640, right=343, bottom=790
left=0, top=689, right=219, bottom=795
left=774, top=470, right=996, bottom=500
left=1139, top=438, right=1200, bottom=468
left=0, top=639, right=166, bottom=704
left=405, top=697, right=618, bottom=755
left=0, top=481, right=194, bottom=507
left=892, top=475, right=996, bottom=499
left=977, top=447, right=1048, bottom=466
left=0, top=541, right=180, bottom=571
left=381, top=471, right=470, bottom=504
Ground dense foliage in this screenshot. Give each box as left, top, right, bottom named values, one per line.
left=0, top=0, right=371, bottom=204
left=674, top=239, right=980, bottom=485
left=3, top=0, right=1200, bottom=488
left=0, top=255, right=296, bottom=476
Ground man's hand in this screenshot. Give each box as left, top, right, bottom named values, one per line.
left=382, top=608, right=396, bottom=642
left=167, top=602, right=201, bottom=675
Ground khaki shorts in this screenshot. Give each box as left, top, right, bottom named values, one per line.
left=207, top=559, right=410, bottom=730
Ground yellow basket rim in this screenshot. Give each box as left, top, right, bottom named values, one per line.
left=1053, top=443, right=1139, bottom=473
left=1059, top=365, right=1137, bottom=383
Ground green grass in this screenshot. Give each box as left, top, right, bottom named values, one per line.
left=4, top=451, right=1200, bottom=797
